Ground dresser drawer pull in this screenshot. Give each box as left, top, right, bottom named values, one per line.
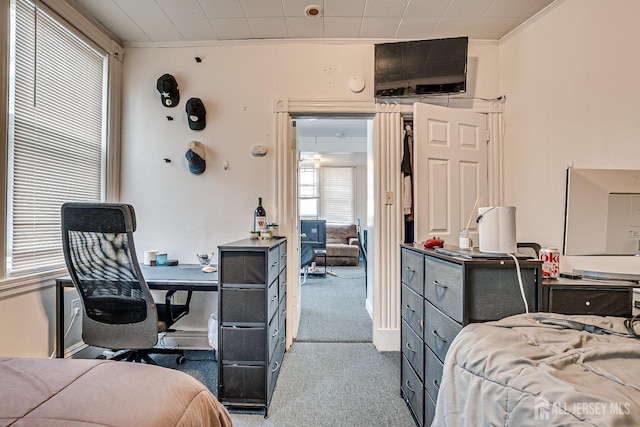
left=433, top=379, right=440, bottom=390
left=404, top=266, right=415, bottom=273
left=271, top=261, right=279, bottom=267
left=405, top=379, right=416, bottom=393
left=271, top=294, right=278, bottom=302
left=432, top=329, right=447, bottom=343
left=272, top=328, right=279, bottom=338
left=405, top=342, right=416, bottom=353
left=433, top=280, right=448, bottom=289
left=272, top=361, right=280, bottom=373
left=405, top=304, right=415, bottom=312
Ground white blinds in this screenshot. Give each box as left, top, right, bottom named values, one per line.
left=8, top=0, right=105, bottom=275
left=321, top=167, right=355, bottom=224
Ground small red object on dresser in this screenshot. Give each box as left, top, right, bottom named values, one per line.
left=424, top=237, right=444, bottom=249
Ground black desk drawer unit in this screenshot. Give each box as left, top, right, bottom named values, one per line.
left=218, top=238, right=287, bottom=416
left=541, top=278, right=633, bottom=317
left=400, top=244, right=542, bottom=427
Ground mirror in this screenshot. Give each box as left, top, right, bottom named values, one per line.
left=563, top=168, right=640, bottom=255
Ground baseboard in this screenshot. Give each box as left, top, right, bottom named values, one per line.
left=373, top=328, right=400, bottom=352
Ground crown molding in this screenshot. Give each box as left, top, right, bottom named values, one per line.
left=500, top=0, right=567, bottom=45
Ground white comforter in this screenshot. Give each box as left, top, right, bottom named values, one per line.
left=433, top=313, right=640, bottom=426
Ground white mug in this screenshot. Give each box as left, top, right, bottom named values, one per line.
left=144, top=250, right=159, bottom=265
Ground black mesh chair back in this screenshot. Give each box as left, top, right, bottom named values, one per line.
left=300, top=243, right=316, bottom=284
left=61, top=202, right=159, bottom=350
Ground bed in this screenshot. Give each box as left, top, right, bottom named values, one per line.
left=0, top=357, right=232, bottom=427
left=433, top=312, right=640, bottom=426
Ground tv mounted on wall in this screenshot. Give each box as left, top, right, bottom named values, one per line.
left=374, top=36, right=468, bottom=99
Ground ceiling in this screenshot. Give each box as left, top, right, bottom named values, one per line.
left=70, top=0, right=555, bottom=45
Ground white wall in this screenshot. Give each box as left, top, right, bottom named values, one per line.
left=0, top=40, right=499, bottom=357
left=500, top=0, right=640, bottom=274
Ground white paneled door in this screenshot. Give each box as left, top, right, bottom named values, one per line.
left=413, top=102, right=488, bottom=247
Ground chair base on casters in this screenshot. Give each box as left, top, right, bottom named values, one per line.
left=108, top=348, right=186, bottom=365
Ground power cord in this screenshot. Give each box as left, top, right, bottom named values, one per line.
left=624, top=315, right=640, bottom=338
left=507, top=253, right=529, bottom=313
left=49, top=305, right=81, bottom=358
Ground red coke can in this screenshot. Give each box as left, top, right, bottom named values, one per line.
left=540, top=247, right=560, bottom=279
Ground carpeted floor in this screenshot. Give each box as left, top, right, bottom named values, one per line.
left=297, top=265, right=372, bottom=342
left=155, top=264, right=414, bottom=426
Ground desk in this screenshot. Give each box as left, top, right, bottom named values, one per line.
left=55, top=264, right=218, bottom=358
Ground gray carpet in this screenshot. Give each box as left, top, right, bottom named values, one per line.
left=297, top=265, right=372, bottom=342
left=155, top=264, right=414, bottom=426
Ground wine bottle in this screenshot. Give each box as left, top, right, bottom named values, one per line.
left=254, top=197, right=267, bottom=231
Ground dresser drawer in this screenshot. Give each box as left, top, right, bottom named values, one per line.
left=267, top=246, right=280, bottom=284
left=221, top=288, right=265, bottom=323
left=220, top=364, right=265, bottom=403
left=402, top=248, right=425, bottom=297
left=221, top=326, right=265, bottom=362
left=401, top=319, right=424, bottom=381
left=268, top=315, right=279, bottom=361
left=424, top=389, right=436, bottom=427
left=401, top=354, right=424, bottom=427
left=402, top=284, right=424, bottom=336
left=424, top=256, right=463, bottom=323
left=268, top=278, right=279, bottom=322
left=279, top=243, right=287, bottom=272
left=424, top=345, right=443, bottom=401
left=424, top=300, right=462, bottom=362
left=548, top=287, right=631, bottom=317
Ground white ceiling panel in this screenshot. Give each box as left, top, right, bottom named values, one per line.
left=248, top=17, right=288, bottom=39
left=71, top=0, right=559, bottom=44
left=324, top=0, right=366, bottom=17
left=445, top=0, right=494, bottom=18
left=240, top=0, right=285, bottom=18
left=395, top=17, right=439, bottom=40
left=172, top=19, right=218, bottom=41
left=324, top=17, right=363, bottom=38
left=286, top=17, right=324, bottom=38
left=364, top=0, right=410, bottom=18
left=360, top=17, right=402, bottom=39
left=211, top=18, right=253, bottom=40
left=198, top=0, right=246, bottom=19
left=156, top=0, right=205, bottom=20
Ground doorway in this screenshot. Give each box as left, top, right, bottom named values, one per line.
left=294, top=117, right=373, bottom=342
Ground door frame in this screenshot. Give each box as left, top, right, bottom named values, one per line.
left=273, top=97, right=505, bottom=351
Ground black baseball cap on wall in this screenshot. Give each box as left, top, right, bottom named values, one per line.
left=186, top=97, right=206, bottom=130
left=156, top=74, right=180, bottom=107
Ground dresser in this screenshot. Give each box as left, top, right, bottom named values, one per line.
left=400, top=244, right=542, bottom=427
left=217, top=238, right=287, bottom=416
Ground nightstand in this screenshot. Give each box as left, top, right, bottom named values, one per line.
left=541, top=277, right=634, bottom=317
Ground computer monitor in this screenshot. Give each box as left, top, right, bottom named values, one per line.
left=301, top=220, right=326, bottom=249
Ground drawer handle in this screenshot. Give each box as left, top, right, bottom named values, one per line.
left=405, top=342, right=416, bottom=353
left=433, top=379, right=440, bottom=390
left=433, top=280, right=448, bottom=289
left=271, top=295, right=278, bottom=301
left=271, top=262, right=278, bottom=267
left=404, top=266, right=415, bottom=272
left=405, top=379, right=415, bottom=393
left=405, top=304, right=414, bottom=312
left=432, top=329, right=447, bottom=343
left=272, top=328, right=279, bottom=337
left=272, top=361, right=280, bottom=373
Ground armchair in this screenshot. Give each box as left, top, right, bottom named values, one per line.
left=61, top=202, right=191, bottom=364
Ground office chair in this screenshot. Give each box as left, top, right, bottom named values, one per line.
left=300, top=243, right=316, bottom=285
left=517, top=242, right=541, bottom=258
left=61, top=202, right=192, bottom=364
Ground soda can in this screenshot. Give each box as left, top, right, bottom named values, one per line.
left=540, top=247, right=560, bottom=279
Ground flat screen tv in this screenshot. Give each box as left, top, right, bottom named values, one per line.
left=374, top=36, right=468, bottom=98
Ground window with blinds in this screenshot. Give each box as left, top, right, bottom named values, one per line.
left=7, top=0, right=106, bottom=275
left=321, top=167, right=355, bottom=224
left=299, top=167, right=319, bottom=219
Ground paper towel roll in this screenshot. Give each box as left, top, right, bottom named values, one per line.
left=144, top=250, right=159, bottom=265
